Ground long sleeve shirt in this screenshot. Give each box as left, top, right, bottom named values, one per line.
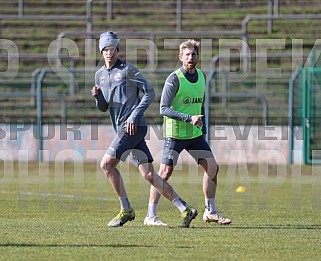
left=94, top=59, right=155, bottom=132
left=160, top=67, right=207, bottom=134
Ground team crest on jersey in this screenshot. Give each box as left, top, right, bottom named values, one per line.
left=114, top=71, right=122, bottom=81
left=100, top=76, right=105, bottom=84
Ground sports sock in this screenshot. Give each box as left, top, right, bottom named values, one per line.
left=147, top=204, right=158, bottom=217
left=205, top=198, right=216, bottom=214
left=119, top=197, right=131, bottom=210
left=172, top=196, right=187, bottom=212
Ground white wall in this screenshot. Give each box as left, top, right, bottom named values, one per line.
left=0, top=124, right=303, bottom=164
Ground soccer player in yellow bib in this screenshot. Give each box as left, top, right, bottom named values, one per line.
left=144, top=39, right=232, bottom=226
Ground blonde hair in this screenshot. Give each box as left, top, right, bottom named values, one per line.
left=179, top=39, right=200, bottom=56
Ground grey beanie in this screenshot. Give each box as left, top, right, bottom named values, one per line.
left=99, top=31, right=120, bottom=53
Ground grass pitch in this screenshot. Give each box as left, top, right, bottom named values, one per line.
left=1, top=162, right=321, bottom=260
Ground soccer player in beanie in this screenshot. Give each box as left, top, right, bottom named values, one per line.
left=91, top=32, right=197, bottom=227
left=144, top=39, right=232, bottom=226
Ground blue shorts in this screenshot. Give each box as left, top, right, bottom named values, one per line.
left=161, top=135, right=214, bottom=166
left=106, top=124, right=153, bottom=166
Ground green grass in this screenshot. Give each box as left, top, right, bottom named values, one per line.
left=1, top=162, right=321, bottom=260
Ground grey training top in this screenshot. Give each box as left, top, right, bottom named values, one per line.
left=160, top=67, right=207, bottom=134
left=94, top=59, right=155, bottom=132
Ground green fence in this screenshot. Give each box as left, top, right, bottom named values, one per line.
left=301, top=67, right=321, bottom=164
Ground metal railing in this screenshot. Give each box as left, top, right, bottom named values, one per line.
left=0, top=91, right=67, bottom=137
left=288, top=66, right=302, bottom=164
left=56, top=29, right=242, bottom=70
left=0, top=53, right=75, bottom=106
left=0, top=0, right=93, bottom=39
left=205, top=52, right=312, bottom=140
left=241, top=14, right=321, bottom=70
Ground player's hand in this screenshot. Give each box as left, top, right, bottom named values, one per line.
left=91, top=86, right=101, bottom=97
left=125, top=121, right=137, bottom=136
left=190, top=115, right=203, bottom=128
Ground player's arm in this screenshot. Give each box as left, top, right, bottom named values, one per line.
left=201, top=98, right=207, bottom=134
left=92, top=73, right=108, bottom=112
left=126, top=65, right=155, bottom=124
left=200, top=71, right=207, bottom=133
left=92, top=86, right=108, bottom=112
left=124, top=65, right=155, bottom=135
left=160, top=73, right=192, bottom=123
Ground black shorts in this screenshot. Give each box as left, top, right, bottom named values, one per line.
left=161, top=135, right=214, bottom=166
left=106, top=124, right=153, bottom=166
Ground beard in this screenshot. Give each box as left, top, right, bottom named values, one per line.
left=186, top=61, right=197, bottom=69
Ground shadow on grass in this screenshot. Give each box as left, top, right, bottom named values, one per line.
left=189, top=224, right=321, bottom=230
left=0, top=243, right=155, bottom=248
left=0, top=243, right=193, bottom=248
